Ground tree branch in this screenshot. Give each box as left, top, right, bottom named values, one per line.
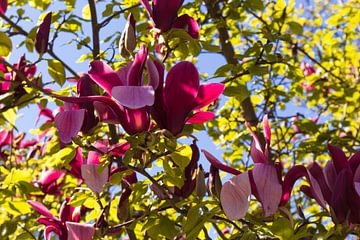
left=88, top=0, right=100, bottom=60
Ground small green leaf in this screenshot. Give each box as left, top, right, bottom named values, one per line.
left=287, top=21, right=303, bottom=35
left=0, top=32, right=12, bottom=57
left=47, top=59, right=66, bottom=86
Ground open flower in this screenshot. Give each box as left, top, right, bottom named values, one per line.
left=35, top=169, right=65, bottom=196
left=140, top=0, right=199, bottom=38
left=27, top=198, right=94, bottom=240
left=152, top=61, right=224, bottom=136
left=203, top=116, right=307, bottom=220
left=300, top=145, right=360, bottom=224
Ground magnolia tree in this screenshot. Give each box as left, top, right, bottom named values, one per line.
left=0, top=0, right=359, bottom=239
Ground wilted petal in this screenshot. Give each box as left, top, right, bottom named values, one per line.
left=35, top=12, right=52, bottom=54
left=164, top=61, right=200, bottom=135
left=186, top=111, right=215, bottom=124
left=27, top=200, right=54, bottom=219
left=252, top=164, right=282, bottom=217
left=202, top=150, right=241, bottom=175
left=88, top=60, right=123, bottom=95
left=193, top=83, right=224, bottom=110
left=152, top=0, right=183, bottom=32
left=328, top=144, right=349, bottom=173
left=220, top=172, right=251, bottom=220
left=172, top=14, right=199, bottom=39
left=66, top=222, right=95, bottom=240
left=81, top=164, right=108, bottom=193
left=111, top=85, right=155, bottom=109
left=0, top=0, right=7, bottom=14
left=54, top=109, right=86, bottom=143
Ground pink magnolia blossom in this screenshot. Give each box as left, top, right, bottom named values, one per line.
left=151, top=61, right=224, bottom=135
left=35, top=169, right=65, bottom=196
left=35, top=12, right=52, bottom=54
left=140, top=0, right=199, bottom=38
left=0, top=0, right=7, bottom=14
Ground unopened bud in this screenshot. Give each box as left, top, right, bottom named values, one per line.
left=119, top=13, right=136, bottom=58
left=35, top=12, right=52, bottom=55
left=195, top=166, right=206, bottom=198
left=207, top=165, right=222, bottom=198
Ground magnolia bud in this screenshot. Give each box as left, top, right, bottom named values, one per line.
left=119, top=13, right=136, bottom=58
left=207, top=165, right=222, bottom=198
left=35, top=12, right=52, bottom=55
left=195, top=166, right=206, bottom=198
left=0, top=0, right=7, bottom=14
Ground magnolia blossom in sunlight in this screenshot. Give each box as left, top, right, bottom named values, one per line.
left=0, top=0, right=7, bottom=14
left=300, top=144, right=360, bottom=224
left=204, top=116, right=309, bottom=220
left=35, top=169, right=65, bottom=196
left=140, top=0, right=199, bottom=38
left=151, top=61, right=224, bottom=136
left=27, top=198, right=94, bottom=240
left=35, top=12, right=52, bottom=54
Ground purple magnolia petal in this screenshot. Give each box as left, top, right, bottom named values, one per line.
left=172, top=14, right=200, bottom=39
left=202, top=150, right=241, bottom=175
left=88, top=60, right=123, bottom=95
left=127, top=44, right=147, bottom=86
left=193, top=83, right=224, bottom=110
left=39, top=169, right=65, bottom=186
left=140, top=0, right=152, bottom=17
left=330, top=168, right=351, bottom=223
left=252, top=164, right=282, bottom=217
left=324, top=161, right=337, bottom=192
left=152, top=0, right=183, bottom=32
left=93, top=101, right=121, bottom=124
left=308, top=162, right=332, bottom=203
left=151, top=60, right=167, bottom=129
left=66, top=222, right=95, bottom=240
left=146, top=58, right=159, bottom=89
left=108, top=142, right=130, bottom=157
left=263, top=115, right=271, bottom=145
left=307, top=169, right=327, bottom=209
left=354, top=165, right=360, bottom=196
left=220, top=172, right=251, bottom=220
left=0, top=130, right=11, bottom=148
left=121, top=107, right=150, bottom=135
left=54, top=109, right=86, bottom=143
left=328, top=144, right=349, bottom=173
left=27, top=200, right=54, bottom=219
left=59, top=197, right=80, bottom=223
left=186, top=111, right=215, bottom=124
left=81, top=164, right=109, bottom=193
left=69, top=148, right=84, bottom=180
left=44, top=225, right=60, bottom=240
left=245, top=122, right=267, bottom=164
left=111, top=85, right=155, bottom=109
left=0, top=0, right=8, bottom=14
left=77, top=74, right=97, bottom=97
left=280, top=165, right=308, bottom=206
left=35, top=12, right=52, bottom=54
left=164, top=61, right=200, bottom=135
left=349, top=151, right=360, bottom=174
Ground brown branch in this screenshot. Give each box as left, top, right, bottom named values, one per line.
left=88, top=0, right=100, bottom=60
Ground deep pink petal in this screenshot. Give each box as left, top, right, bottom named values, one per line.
left=54, top=109, right=86, bottom=143
left=146, top=59, right=159, bottom=89
left=193, top=83, right=224, bottom=110
left=220, top=172, right=251, bottom=220
left=0, top=0, right=8, bottom=14
left=245, top=122, right=267, bottom=164
left=263, top=115, right=271, bottom=145
left=280, top=165, right=308, bottom=206
left=328, top=144, right=349, bottom=173
left=88, top=60, right=123, bottom=95
left=172, top=14, right=199, bottom=39
left=151, top=60, right=167, bottom=129
left=59, top=198, right=79, bottom=223
left=44, top=225, right=61, bottom=240
left=93, top=101, right=121, bottom=124
left=111, top=85, right=155, bottom=109
left=39, top=169, right=64, bottom=186
left=202, top=150, right=241, bottom=175
left=81, top=164, right=109, bottom=193
left=354, top=165, right=360, bottom=196
left=307, top=169, right=327, bottom=209
left=308, top=162, right=332, bottom=203
left=330, top=168, right=351, bottom=223
left=35, top=12, right=52, bottom=54
left=121, top=107, right=150, bottom=134
left=252, top=164, right=282, bottom=217
left=0, top=130, right=11, bottom=148
left=27, top=200, right=54, bottom=219
left=152, top=0, right=183, bottom=32
left=127, top=44, right=148, bottom=86
left=69, top=148, right=84, bottom=180
left=349, top=151, right=360, bottom=174
left=140, top=0, right=152, bottom=18
left=186, top=111, right=215, bottom=124
left=66, top=222, right=95, bottom=240
left=108, top=142, right=130, bottom=157
left=324, top=161, right=337, bottom=192
left=164, top=61, right=200, bottom=135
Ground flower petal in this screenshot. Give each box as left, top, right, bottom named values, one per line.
left=186, top=111, right=215, bottom=124
left=88, top=60, right=123, bottom=95
left=35, top=12, right=52, bottom=54
left=280, top=165, right=308, bottom=206
left=193, top=83, right=224, bottom=110
left=152, top=0, right=183, bottom=32
left=164, top=61, right=200, bottom=135
left=127, top=44, right=147, bottom=86
left=111, top=85, right=155, bottom=109
left=81, top=164, right=108, bottom=193
left=252, top=164, right=282, bottom=217
left=246, top=122, right=267, bottom=164
left=93, top=101, right=120, bottom=124
left=146, top=58, right=159, bottom=89
left=54, top=109, right=85, bottom=143
left=308, top=162, right=332, bottom=203
left=328, top=144, right=349, bottom=173
left=349, top=151, right=360, bottom=174
left=354, top=165, right=360, bottom=196
left=140, top=0, right=152, bottom=18
left=44, top=225, right=60, bottom=240
left=66, top=222, right=95, bottom=240
left=27, top=200, right=54, bottom=219
left=172, top=14, right=199, bottom=39
left=202, top=149, right=241, bottom=175
left=220, top=172, right=251, bottom=220
left=0, top=0, right=8, bottom=14
left=324, top=161, right=337, bottom=192
left=330, top=168, right=351, bottom=223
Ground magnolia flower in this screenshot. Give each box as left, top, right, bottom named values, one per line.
left=204, top=116, right=307, bottom=220
left=35, top=169, right=65, bottom=196
left=0, top=0, right=7, bottom=14
left=27, top=198, right=94, bottom=240
left=35, top=12, right=52, bottom=54
left=140, top=0, right=199, bottom=38
left=151, top=61, right=224, bottom=135
left=300, top=145, right=360, bottom=224
left=300, top=62, right=316, bottom=91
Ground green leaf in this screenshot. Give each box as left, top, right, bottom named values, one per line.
left=82, top=4, right=91, bottom=20
left=0, top=32, right=12, bottom=57
left=170, top=145, right=192, bottom=171
left=287, top=21, right=303, bottom=35
left=47, top=59, right=66, bottom=86
left=223, top=85, right=250, bottom=103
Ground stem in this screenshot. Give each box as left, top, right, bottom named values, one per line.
left=88, top=0, right=100, bottom=60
